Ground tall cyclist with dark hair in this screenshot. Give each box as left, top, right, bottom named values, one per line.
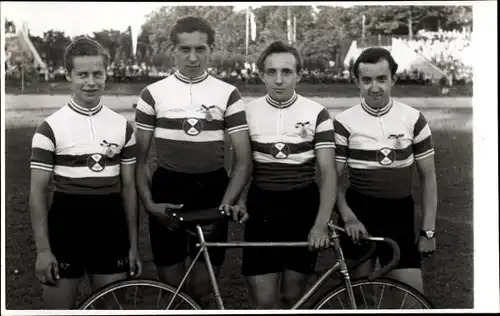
left=134, top=16, right=252, bottom=308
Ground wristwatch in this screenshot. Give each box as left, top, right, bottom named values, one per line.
left=420, top=230, right=436, bottom=239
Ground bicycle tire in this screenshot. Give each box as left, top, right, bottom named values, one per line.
left=314, top=277, right=434, bottom=310
left=78, top=278, right=202, bottom=310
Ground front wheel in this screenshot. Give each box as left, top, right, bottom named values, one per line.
left=314, top=277, right=434, bottom=310
left=78, top=278, right=202, bottom=310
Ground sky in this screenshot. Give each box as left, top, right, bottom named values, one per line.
left=1, top=2, right=354, bottom=38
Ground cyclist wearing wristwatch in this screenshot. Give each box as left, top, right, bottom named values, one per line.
left=333, top=47, right=438, bottom=296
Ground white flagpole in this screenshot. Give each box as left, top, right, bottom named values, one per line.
left=245, top=6, right=250, bottom=63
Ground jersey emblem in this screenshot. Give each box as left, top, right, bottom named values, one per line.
left=87, top=153, right=106, bottom=172
left=376, top=147, right=396, bottom=166
left=199, top=104, right=216, bottom=122
left=182, top=117, right=203, bottom=136
left=271, top=142, right=290, bottom=159
left=100, top=140, right=121, bottom=158
left=295, top=121, right=313, bottom=138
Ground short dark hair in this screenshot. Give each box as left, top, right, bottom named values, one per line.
left=257, top=41, right=303, bottom=74
left=64, top=36, right=109, bottom=73
left=170, top=16, right=215, bottom=46
left=351, top=47, right=398, bottom=79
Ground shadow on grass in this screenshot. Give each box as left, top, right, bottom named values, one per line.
left=5, top=126, right=472, bottom=309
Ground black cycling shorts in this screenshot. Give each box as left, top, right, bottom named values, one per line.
left=336, top=188, right=421, bottom=270
left=149, top=167, right=229, bottom=267
left=242, top=182, right=320, bottom=276
left=48, top=191, right=130, bottom=278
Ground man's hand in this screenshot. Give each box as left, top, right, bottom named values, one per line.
left=146, top=203, right=184, bottom=231
left=418, top=236, right=436, bottom=259
left=308, top=223, right=329, bottom=252
left=36, top=250, right=59, bottom=286
left=219, top=203, right=249, bottom=224
left=344, top=217, right=368, bottom=245
left=128, top=248, right=142, bottom=278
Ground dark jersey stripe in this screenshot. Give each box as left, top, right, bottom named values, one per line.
left=140, top=87, right=156, bottom=110
left=333, top=119, right=350, bottom=138
left=225, top=110, right=247, bottom=130
left=335, top=144, right=349, bottom=159
left=35, top=120, right=56, bottom=144
left=413, top=135, right=434, bottom=156
left=226, top=88, right=242, bottom=108
left=31, top=147, right=55, bottom=166
left=413, top=112, right=428, bottom=138
left=314, top=130, right=335, bottom=145
left=135, top=109, right=156, bottom=128
left=53, top=174, right=121, bottom=195
left=157, top=117, right=224, bottom=131
left=54, top=153, right=120, bottom=167
left=316, top=108, right=331, bottom=128
left=348, top=146, right=413, bottom=162
left=349, top=165, right=415, bottom=199
left=155, top=138, right=225, bottom=174
left=251, top=140, right=313, bottom=155
left=252, top=161, right=316, bottom=191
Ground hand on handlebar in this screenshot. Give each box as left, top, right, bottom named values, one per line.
left=147, top=202, right=184, bottom=231
left=219, top=203, right=249, bottom=224
left=344, top=217, right=368, bottom=245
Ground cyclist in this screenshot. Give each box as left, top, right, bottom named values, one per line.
left=334, top=47, right=437, bottom=294
left=134, top=16, right=252, bottom=308
left=236, top=41, right=337, bottom=309
left=29, top=36, right=141, bottom=309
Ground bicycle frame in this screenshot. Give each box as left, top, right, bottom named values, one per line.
left=166, top=221, right=395, bottom=310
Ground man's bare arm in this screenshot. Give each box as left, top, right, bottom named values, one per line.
left=416, top=155, right=438, bottom=231
left=135, top=128, right=155, bottom=211
left=314, top=148, right=337, bottom=225
left=121, top=163, right=139, bottom=250
left=335, top=162, right=359, bottom=222
left=30, top=169, right=53, bottom=253
left=221, top=130, right=253, bottom=206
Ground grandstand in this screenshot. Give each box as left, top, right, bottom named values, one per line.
left=5, top=20, right=48, bottom=82
left=343, top=30, right=472, bottom=85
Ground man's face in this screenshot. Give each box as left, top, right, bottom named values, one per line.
left=355, top=58, right=395, bottom=108
left=67, top=55, right=106, bottom=107
left=173, top=31, right=211, bottom=78
left=261, top=52, right=300, bottom=102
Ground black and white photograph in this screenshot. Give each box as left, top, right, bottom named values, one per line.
left=1, top=1, right=498, bottom=312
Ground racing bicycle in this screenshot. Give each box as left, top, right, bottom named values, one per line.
left=78, top=207, right=433, bottom=310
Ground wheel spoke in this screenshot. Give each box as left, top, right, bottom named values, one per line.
left=359, top=286, right=369, bottom=309
left=112, top=291, right=123, bottom=310
left=400, top=292, right=408, bottom=309
left=133, top=286, right=138, bottom=309
left=377, top=284, right=385, bottom=309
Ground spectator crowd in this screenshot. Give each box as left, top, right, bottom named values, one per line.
left=6, top=29, right=472, bottom=86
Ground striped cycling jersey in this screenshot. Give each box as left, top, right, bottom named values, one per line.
left=135, top=70, right=248, bottom=174
left=334, top=99, right=435, bottom=199
left=246, top=92, right=336, bottom=191
left=30, top=99, right=136, bottom=195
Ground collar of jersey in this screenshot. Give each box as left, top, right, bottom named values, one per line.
left=265, top=92, right=298, bottom=109
left=361, top=98, right=393, bottom=117
left=174, top=70, right=209, bottom=84
left=68, top=98, right=103, bottom=116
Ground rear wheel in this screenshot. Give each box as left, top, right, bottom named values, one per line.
left=314, top=277, right=433, bottom=310
left=78, top=279, right=201, bottom=310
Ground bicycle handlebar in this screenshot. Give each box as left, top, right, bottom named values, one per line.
left=327, top=222, right=401, bottom=280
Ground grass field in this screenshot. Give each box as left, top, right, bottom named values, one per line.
left=4, top=94, right=473, bottom=310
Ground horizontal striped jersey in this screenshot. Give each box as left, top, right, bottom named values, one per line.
left=135, top=70, right=248, bottom=174
left=334, top=99, right=434, bottom=199
left=30, top=99, right=136, bottom=195
left=246, top=92, right=336, bottom=191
